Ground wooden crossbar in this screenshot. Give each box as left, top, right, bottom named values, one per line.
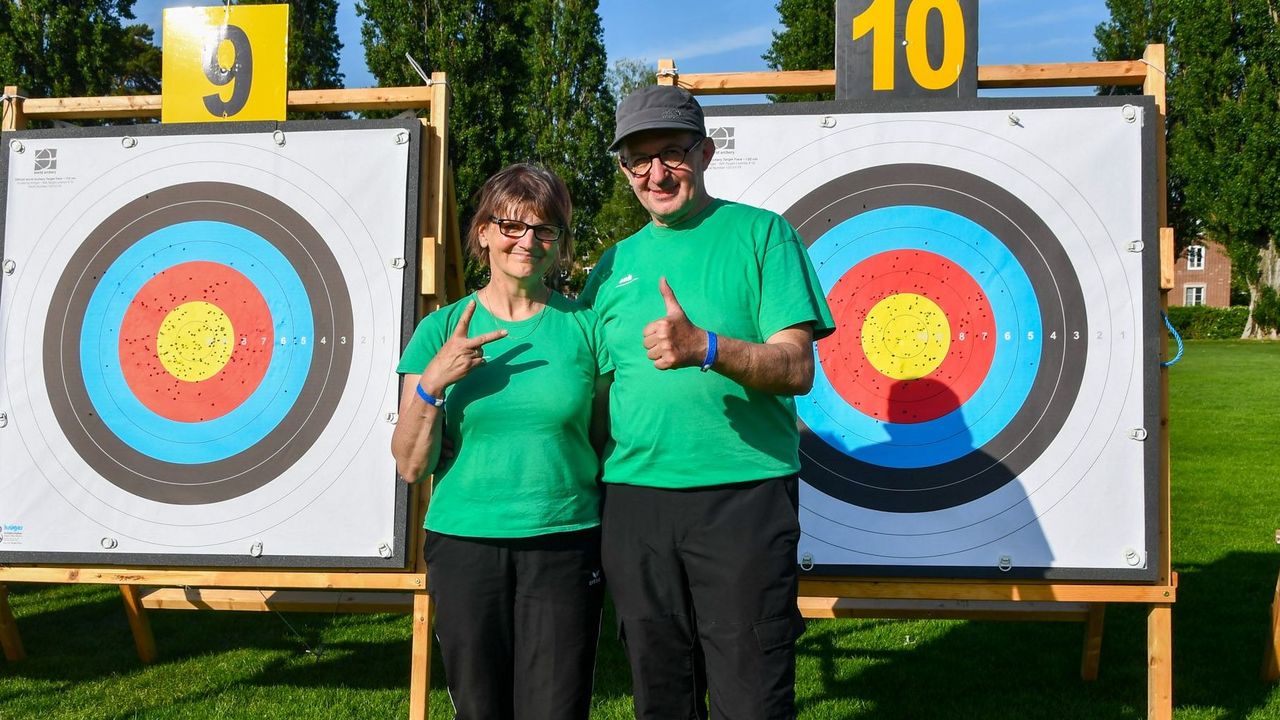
left=666, top=60, right=1148, bottom=95
left=799, top=596, right=1092, bottom=621
left=140, top=587, right=415, bottom=614
left=0, top=566, right=426, bottom=590
left=798, top=597, right=1106, bottom=681
left=0, top=59, right=1149, bottom=123
left=3, top=86, right=435, bottom=121
left=799, top=577, right=1176, bottom=604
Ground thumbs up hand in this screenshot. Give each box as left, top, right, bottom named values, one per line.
left=642, top=278, right=708, bottom=370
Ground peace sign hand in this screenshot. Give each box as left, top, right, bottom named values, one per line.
left=420, top=301, right=507, bottom=392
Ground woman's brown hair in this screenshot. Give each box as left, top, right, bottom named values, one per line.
left=466, top=163, right=573, bottom=271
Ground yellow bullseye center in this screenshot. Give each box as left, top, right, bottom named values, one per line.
left=156, top=301, right=235, bottom=382
left=861, top=293, right=951, bottom=380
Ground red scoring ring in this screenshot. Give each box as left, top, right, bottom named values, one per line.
left=118, top=261, right=274, bottom=422
left=819, top=250, right=996, bottom=423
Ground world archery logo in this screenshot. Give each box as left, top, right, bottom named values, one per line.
left=708, top=127, right=734, bottom=151
left=33, top=148, right=57, bottom=173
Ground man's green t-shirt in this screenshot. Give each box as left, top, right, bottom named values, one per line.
left=397, top=292, right=612, bottom=538
left=579, top=199, right=835, bottom=490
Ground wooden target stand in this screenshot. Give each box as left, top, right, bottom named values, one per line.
left=1262, top=547, right=1280, bottom=681
left=0, top=79, right=466, bottom=720
left=656, top=44, right=1179, bottom=720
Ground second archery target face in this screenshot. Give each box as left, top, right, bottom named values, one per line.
left=0, top=121, right=418, bottom=567
left=706, top=99, right=1159, bottom=580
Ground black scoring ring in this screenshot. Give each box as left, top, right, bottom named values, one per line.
left=789, top=164, right=1088, bottom=513
left=44, top=182, right=354, bottom=505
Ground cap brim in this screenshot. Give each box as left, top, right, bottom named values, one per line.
left=609, top=119, right=705, bottom=152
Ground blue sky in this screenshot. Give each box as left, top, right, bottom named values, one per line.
left=133, top=0, right=1113, bottom=98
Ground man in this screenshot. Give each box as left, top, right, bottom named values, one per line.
left=579, top=85, right=835, bottom=719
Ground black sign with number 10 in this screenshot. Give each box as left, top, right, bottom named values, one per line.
left=836, top=0, right=978, bottom=100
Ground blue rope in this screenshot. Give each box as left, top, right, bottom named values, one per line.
left=1161, top=311, right=1184, bottom=367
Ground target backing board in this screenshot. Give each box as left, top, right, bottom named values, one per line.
left=705, top=97, right=1160, bottom=580
left=0, top=120, right=420, bottom=568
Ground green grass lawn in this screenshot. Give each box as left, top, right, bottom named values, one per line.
left=3, top=340, right=1280, bottom=718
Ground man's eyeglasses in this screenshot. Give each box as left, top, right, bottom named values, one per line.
left=619, top=137, right=705, bottom=178
left=489, top=217, right=563, bottom=242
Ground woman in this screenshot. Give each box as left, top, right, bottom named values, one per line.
left=391, top=163, right=611, bottom=720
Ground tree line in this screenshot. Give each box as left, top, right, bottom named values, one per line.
left=0, top=0, right=643, bottom=290
left=1092, top=0, right=1280, bottom=337
left=3, top=0, right=1277, bottom=332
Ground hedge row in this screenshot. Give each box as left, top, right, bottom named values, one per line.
left=1165, top=305, right=1249, bottom=339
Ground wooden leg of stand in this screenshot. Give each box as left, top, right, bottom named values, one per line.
left=0, top=584, right=26, bottom=661
left=1080, top=603, right=1105, bottom=681
left=1147, top=603, right=1173, bottom=720
left=408, top=590, right=433, bottom=720
left=119, top=585, right=157, bottom=664
left=1264, top=569, right=1280, bottom=682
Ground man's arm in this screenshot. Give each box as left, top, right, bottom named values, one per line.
left=706, top=326, right=814, bottom=395
left=643, top=278, right=815, bottom=395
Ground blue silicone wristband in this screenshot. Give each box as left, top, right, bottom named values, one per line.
left=700, top=331, right=718, bottom=372
left=415, top=383, right=444, bottom=408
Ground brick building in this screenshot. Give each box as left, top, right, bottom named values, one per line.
left=1173, top=239, right=1232, bottom=307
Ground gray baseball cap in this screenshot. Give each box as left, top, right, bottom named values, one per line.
left=609, top=85, right=706, bottom=152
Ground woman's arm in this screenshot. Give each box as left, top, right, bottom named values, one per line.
left=391, top=372, right=444, bottom=484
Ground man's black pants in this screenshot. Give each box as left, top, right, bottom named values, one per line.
left=425, top=527, right=604, bottom=720
left=602, top=476, right=806, bottom=720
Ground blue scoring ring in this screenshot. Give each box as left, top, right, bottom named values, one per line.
left=801, top=205, right=1043, bottom=469
left=80, top=221, right=315, bottom=464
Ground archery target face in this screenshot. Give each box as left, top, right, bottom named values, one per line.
left=0, top=122, right=417, bottom=567
left=705, top=100, right=1158, bottom=579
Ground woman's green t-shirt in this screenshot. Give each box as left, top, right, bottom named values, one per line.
left=396, top=292, right=611, bottom=538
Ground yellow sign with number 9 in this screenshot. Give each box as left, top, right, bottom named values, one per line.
left=162, top=5, right=288, bottom=123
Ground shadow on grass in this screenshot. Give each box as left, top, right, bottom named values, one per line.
left=243, top=594, right=638, bottom=700
left=798, top=613, right=1149, bottom=719
left=1, top=584, right=158, bottom=679
left=2, top=582, right=637, bottom=717
left=1, top=584, right=412, bottom=687
left=239, top=627, right=445, bottom=694
left=8, top=551, right=1280, bottom=718
left=794, top=550, right=1280, bottom=719
left=1170, top=550, right=1279, bottom=713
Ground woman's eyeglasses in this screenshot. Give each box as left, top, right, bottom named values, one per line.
left=489, top=217, right=563, bottom=242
